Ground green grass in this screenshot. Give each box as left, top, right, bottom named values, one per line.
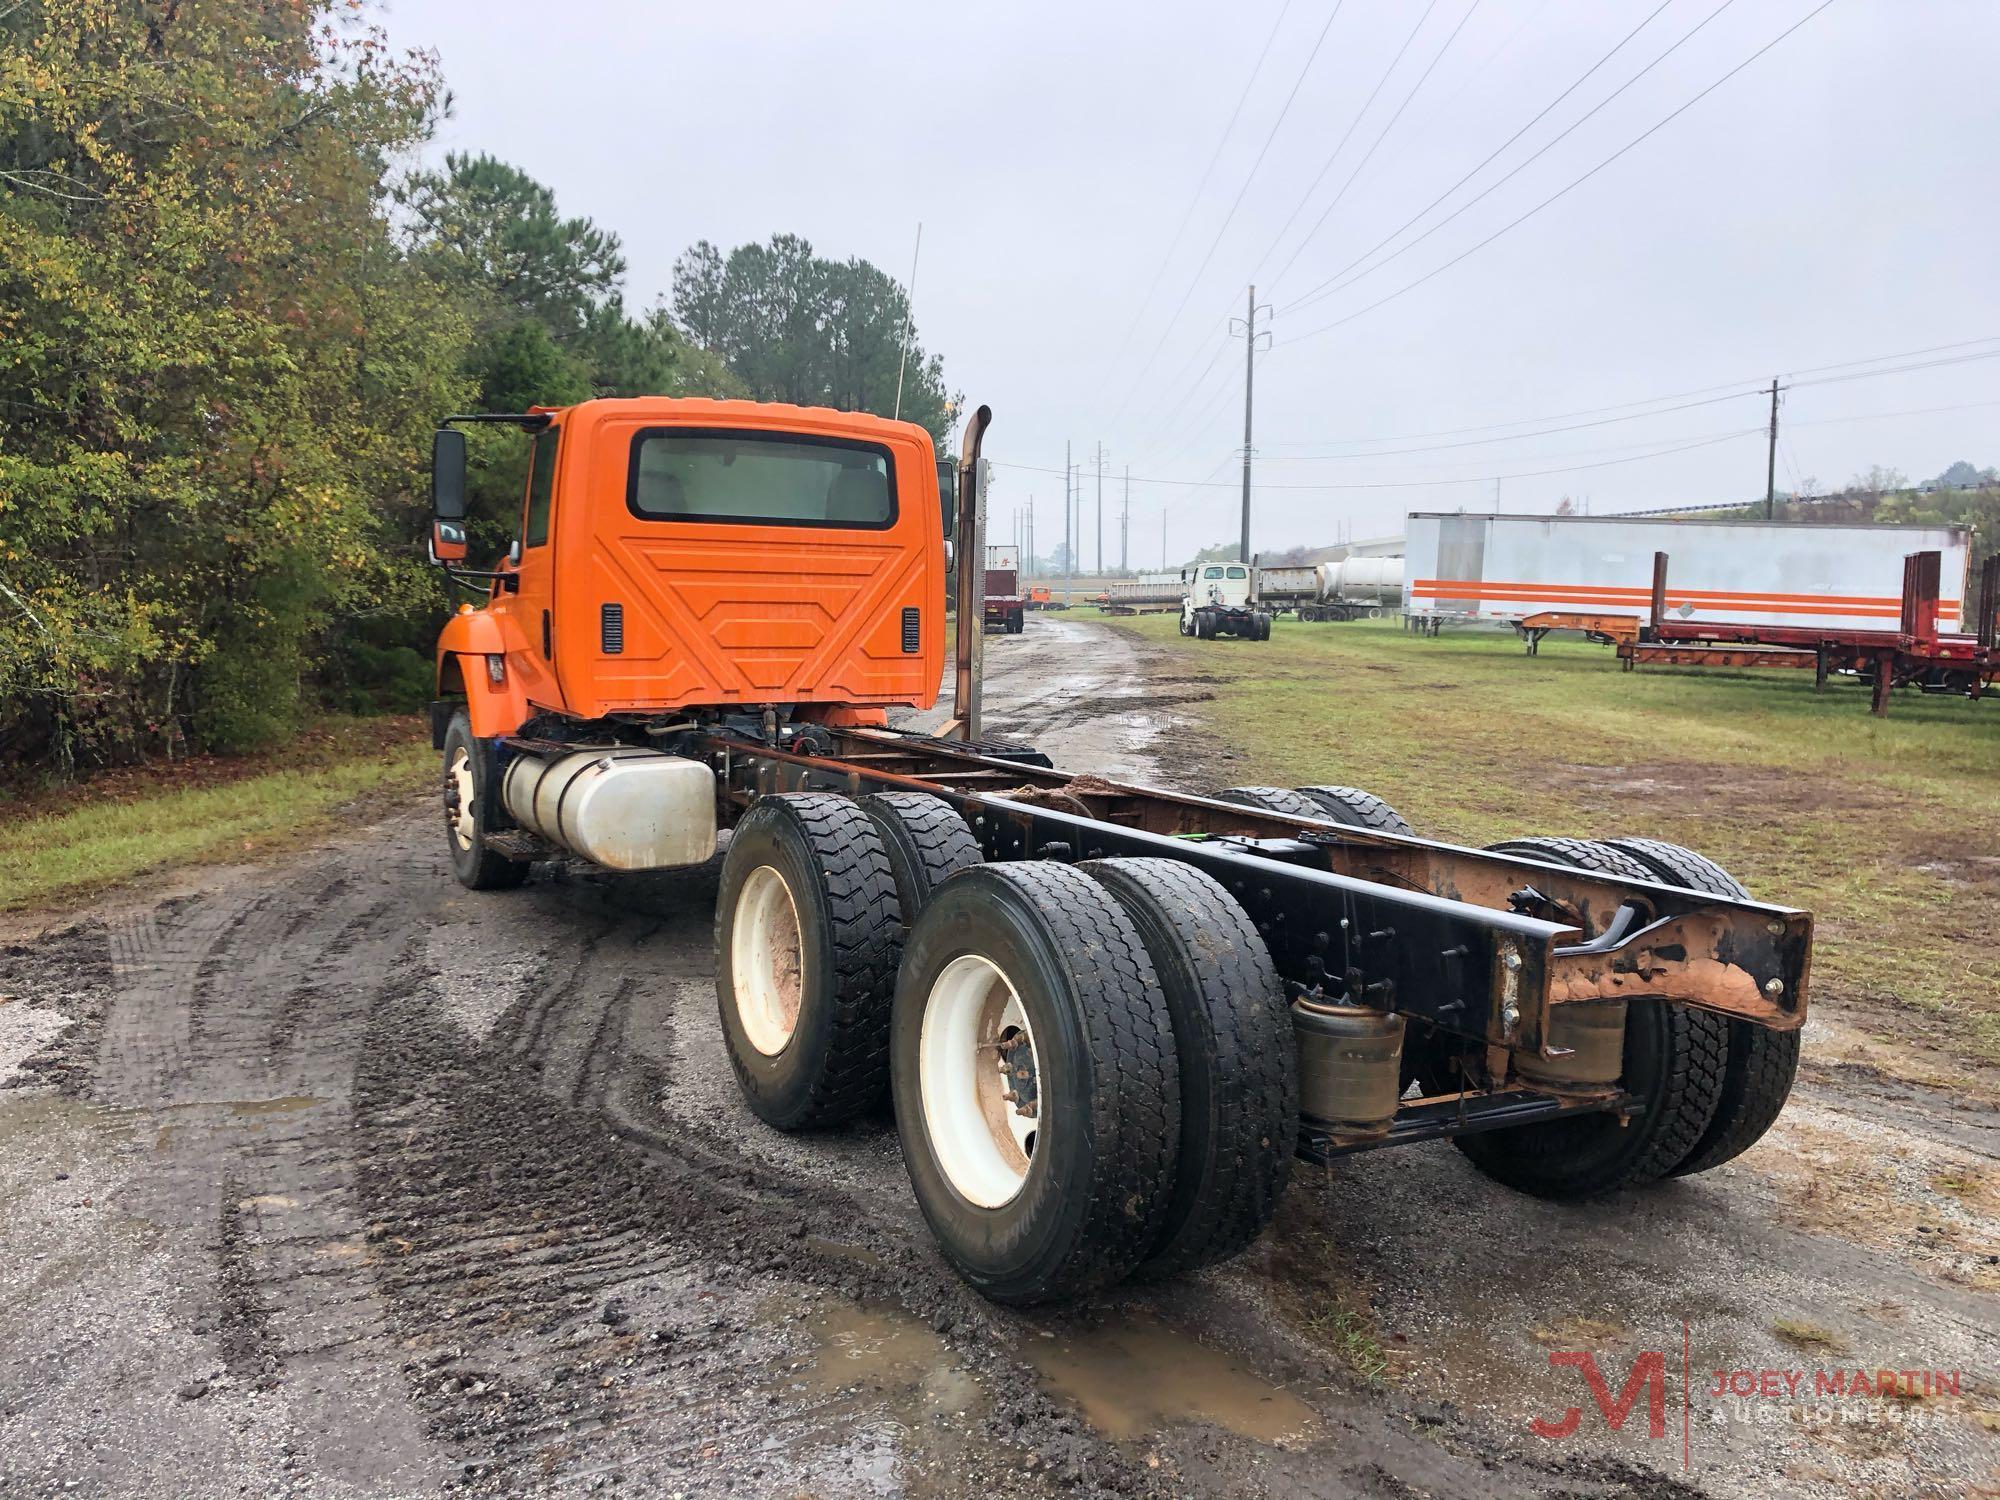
left=1099, top=613, right=2000, bottom=1073
left=2, top=721, right=433, bottom=912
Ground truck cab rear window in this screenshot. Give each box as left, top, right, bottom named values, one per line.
left=628, top=430, right=895, bottom=529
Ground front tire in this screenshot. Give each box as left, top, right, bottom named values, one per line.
left=891, top=863, right=1180, bottom=1304
left=441, top=709, right=528, bottom=891
left=715, top=794, right=903, bottom=1130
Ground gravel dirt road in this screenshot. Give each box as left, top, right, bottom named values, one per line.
left=1, top=616, right=1992, bottom=1498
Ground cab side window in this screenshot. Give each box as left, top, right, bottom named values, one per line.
left=524, top=430, right=560, bottom=548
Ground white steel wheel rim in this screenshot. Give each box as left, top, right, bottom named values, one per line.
left=447, top=745, right=476, bottom=850
left=920, top=954, right=1042, bottom=1209
left=732, top=865, right=804, bottom=1056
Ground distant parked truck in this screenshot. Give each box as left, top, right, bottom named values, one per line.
left=1403, top=513, right=1976, bottom=634
left=1298, top=556, right=1405, bottom=622
left=1181, top=562, right=1271, bottom=640
left=982, top=543, right=1025, bottom=634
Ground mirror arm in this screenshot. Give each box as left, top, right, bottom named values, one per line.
left=438, top=412, right=553, bottom=431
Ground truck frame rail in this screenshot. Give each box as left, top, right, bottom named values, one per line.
left=640, top=721, right=1813, bottom=1155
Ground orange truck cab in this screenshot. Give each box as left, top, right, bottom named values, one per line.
left=431, top=398, right=949, bottom=744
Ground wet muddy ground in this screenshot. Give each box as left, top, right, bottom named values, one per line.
left=0, top=616, right=1993, bottom=1497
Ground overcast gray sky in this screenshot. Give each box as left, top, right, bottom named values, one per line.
left=383, top=0, right=2000, bottom=565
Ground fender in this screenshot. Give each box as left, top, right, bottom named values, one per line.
left=436, top=606, right=535, bottom=740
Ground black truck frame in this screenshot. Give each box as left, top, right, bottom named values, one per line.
left=501, top=714, right=1810, bottom=1161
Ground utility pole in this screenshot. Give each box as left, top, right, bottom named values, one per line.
left=1229, top=285, right=1271, bottom=565
left=1026, top=495, right=1035, bottom=581
left=1765, top=377, right=1781, bottom=520
left=1094, top=442, right=1105, bottom=576
left=1161, top=510, right=1168, bottom=571
left=1063, top=441, right=1073, bottom=605
left=1120, top=466, right=1130, bottom=573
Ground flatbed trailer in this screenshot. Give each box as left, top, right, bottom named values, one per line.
left=1622, top=550, right=2000, bottom=713
left=1516, top=610, right=1641, bottom=654
left=425, top=398, right=1816, bottom=1306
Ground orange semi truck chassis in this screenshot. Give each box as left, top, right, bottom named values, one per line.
left=426, top=397, right=1813, bottom=1306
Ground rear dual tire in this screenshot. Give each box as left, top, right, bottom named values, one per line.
left=1453, top=836, right=1755, bottom=1198
left=1602, top=838, right=1800, bottom=1176
left=890, top=858, right=1296, bottom=1303
left=890, top=863, right=1181, bottom=1304
left=714, top=794, right=905, bottom=1130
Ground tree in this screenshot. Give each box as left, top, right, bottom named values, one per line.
left=1845, top=465, right=1909, bottom=496
left=400, top=160, right=740, bottom=561
left=671, top=235, right=958, bottom=443
left=397, top=153, right=624, bottom=343
left=1933, top=459, right=1997, bottom=490
left=0, top=0, right=471, bottom=767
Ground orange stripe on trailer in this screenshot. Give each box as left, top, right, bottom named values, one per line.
left=1413, top=578, right=1905, bottom=606
left=1409, top=579, right=1960, bottom=620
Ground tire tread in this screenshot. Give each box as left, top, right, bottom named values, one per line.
left=1080, top=858, right=1296, bottom=1279
left=1602, top=837, right=1801, bottom=1176
left=1294, top=785, right=1414, bottom=835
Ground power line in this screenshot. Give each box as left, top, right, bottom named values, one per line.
left=1265, top=0, right=1488, bottom=298
left=1277, top=0, right=1837, bottom=347
left=1787, top=396, right=2000, bottom=430
left=1272, top=0, right=1677, bottom=314
left=1783, top=334, right=2000, bottom=379
left=1280, top=0, right=1743, bottom=321
left=1105, top=1, right=1348, bottom=427
left=996, top=427, right=1761, bottom=493
left=1259, top=389, right=1763, bottom=460
left=1269, top=422, right=1769, bottom=474
left=1788, top=348, right=2000, bottom=389
left=1096, top=1, right=1294, bottom=389
left=1248, top=0, right=1447, bottom=288
left=1129, top=326, right=1235, bottom=452
left=1258, top=335, right=2000, bottom=450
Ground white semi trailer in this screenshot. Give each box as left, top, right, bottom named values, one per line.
left=1403, top=513, right=1975, bottom=633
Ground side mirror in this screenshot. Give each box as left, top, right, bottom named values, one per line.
left=432, top=428, right=468, bottom=521
left=429, top=519, right=468, bottom=564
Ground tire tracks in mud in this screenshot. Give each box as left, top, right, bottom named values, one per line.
left=8, top=616, right=1901, bottom=1497
left=339, top=853, right=1135, bottom=1496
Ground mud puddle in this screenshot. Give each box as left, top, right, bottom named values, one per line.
left=791, top=1298, right=985, bottom=1418
left=1023, top=1312, right=1320, bottom=1446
